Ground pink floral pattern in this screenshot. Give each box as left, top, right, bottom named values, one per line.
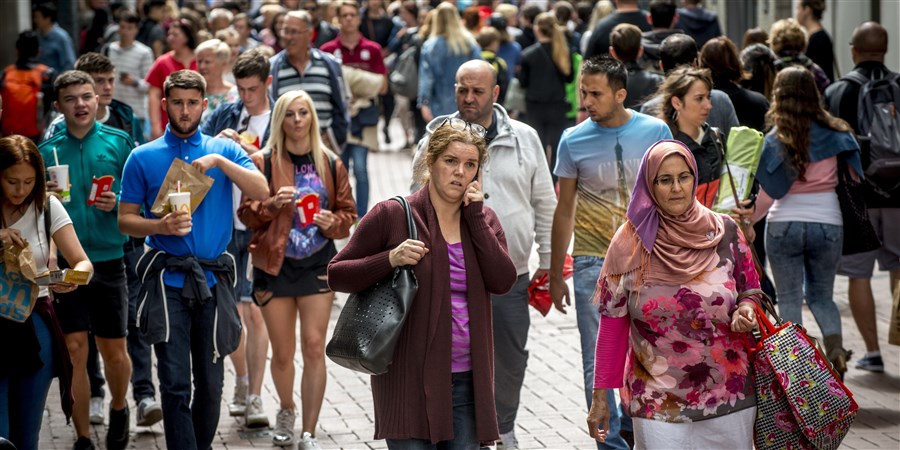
left=597, top=216, right=760, bottom=423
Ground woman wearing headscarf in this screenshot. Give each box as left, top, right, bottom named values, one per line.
left=586, top=140, right=761, bottom=448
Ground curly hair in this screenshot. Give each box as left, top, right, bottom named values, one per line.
left=654, top=67, right=713, bottom=135
left=770, top=18, right=807, bottom=56
left=415, top=123, right=488, bottom=187
left=766, top=66, right=850, bottom=181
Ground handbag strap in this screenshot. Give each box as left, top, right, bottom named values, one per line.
left=391, top=196, right=417, bottom=241
left=739, top=288, right=781, bottom=339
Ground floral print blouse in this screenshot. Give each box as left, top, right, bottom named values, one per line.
left=597, top=216, right=761, bottom=423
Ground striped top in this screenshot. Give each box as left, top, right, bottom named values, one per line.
left=273, top=55, right=335, bottom=129
left=107, top=41, right=154, bottom=119
left=448, top=242, right=471, bottom=373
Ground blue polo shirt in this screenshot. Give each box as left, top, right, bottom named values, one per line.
left=120, top=126, right=256, bottom=288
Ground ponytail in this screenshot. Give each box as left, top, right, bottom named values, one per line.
left=535, top=12, right=571, bottom=77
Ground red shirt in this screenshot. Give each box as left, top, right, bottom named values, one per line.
left=145, top=52, right=198, bottom=128
left=320, top=36, right=386, bottom=75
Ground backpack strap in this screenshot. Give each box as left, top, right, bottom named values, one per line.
left=841, top=70, right=869, bottom=86
left=263, top=149, right=272, bottom=183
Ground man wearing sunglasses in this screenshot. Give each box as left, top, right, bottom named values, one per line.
left=411, top=59, right=556, bottom=450
left=200, top=48, right=274, bottom=429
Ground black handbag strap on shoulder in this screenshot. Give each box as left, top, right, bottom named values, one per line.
left=390, top=196, right=417, bottom=241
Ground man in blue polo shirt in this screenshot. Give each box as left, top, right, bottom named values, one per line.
left=118, top=70, right=268, bottom=450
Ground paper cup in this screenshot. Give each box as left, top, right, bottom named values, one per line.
left=168, top=192, right=192, bottom=233
left=48, top=165, right=70, bottom=203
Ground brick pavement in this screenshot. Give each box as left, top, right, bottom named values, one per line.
left=38, top=140, right=900, bottom=449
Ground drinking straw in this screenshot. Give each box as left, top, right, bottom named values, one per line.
left=53, top=147, right=59, bottom=166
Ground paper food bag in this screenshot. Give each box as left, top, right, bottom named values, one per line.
left=0, top=241, right=40, bottom=323
left=150, top=158, right=215, bottom=218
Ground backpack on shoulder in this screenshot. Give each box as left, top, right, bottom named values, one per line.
left=389, top=45, right=418, bottom=100
left=0, top=64, right=52, bottom=138
left=842, top=69, right=900, bottom=194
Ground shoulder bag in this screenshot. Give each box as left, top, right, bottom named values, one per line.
left=835, top=159, right=881, bottom=255
left=326, top=196, right=419, bottom=375
left=741, top=289, right=858, bottom=450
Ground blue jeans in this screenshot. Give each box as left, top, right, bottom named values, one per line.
left=125, top=243, right=156, bottom=401
left=766, top=221, right=844, bottom=337
left=341, top=143, right=369, bottom=218
left=154, top=286, right=225, bottom=450
left=0, top=314, right=55, bottom=450
left=386, top=371, right=478, bottom=450
left=573, top=256, right=629, bottom=450
left=491, top=274, right=530, bottom=434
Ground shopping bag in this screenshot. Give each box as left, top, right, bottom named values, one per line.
left=744, top=290, right=858, bottom=450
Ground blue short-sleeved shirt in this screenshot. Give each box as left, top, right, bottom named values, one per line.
left=120, top=127, right=256, bottom=288
left=554, top=110, right=671, bottom=258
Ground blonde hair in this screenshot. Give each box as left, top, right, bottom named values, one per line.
left=264, top=91, right=337, bottom=181
left=195, top=38, right=231, bottom=63
left=589, top=0, right=615, bottom=30
left=534, top=12, right=571, bottom=77
left=770, top=18, right=808, bottom=56
left=430, top=2, right=474, bottom=56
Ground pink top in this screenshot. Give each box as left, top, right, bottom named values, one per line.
left=448, top=242, right=472, bottom=373
left=753, top=157, right=839, bottom=222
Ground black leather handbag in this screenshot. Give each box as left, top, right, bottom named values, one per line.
left=835, top=161, right=881, bottom=255
left=326, top=196, right=419, bottom=375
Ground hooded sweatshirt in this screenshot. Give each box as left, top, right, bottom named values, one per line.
left=676, top=6, right=722, bottom=48
left=412, top=104, right=556, bottom=275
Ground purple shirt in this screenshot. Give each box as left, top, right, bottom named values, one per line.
left=448, top=242, right=471, bottom=372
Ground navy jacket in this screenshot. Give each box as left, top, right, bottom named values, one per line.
left=200, top=95, right=274, bottom=148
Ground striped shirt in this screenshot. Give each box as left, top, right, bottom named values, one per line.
left=448, top=242, right=471, bottom=373
left=106, top=41, right=154, bottom=120
left=274, top=55, right=335, bottom=129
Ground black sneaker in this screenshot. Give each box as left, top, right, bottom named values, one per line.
left=106, top=405, right=130, bottom=450
left=856, top=354, right=885, bottom=372
left=72, top=436, right=95, bottom=450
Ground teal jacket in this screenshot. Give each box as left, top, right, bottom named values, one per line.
left=39, top=121, right=133, bottom=262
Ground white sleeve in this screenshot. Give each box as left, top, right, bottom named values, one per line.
left=48, top=195, right=74, bottom=238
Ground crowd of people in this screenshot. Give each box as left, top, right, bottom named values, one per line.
left=0, top=0, right=896, bottom=450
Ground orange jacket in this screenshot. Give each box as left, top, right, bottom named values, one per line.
left=239, top=149, right=357, bottom=276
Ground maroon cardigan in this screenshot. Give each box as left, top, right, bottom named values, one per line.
left=328, top=187, right=517, bottom=444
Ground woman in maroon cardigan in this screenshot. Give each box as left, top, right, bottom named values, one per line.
left=328, top=120, right=517, bottom=448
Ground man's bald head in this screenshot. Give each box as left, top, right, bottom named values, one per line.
left=455, top=60, right=500, bottom=127
left=457, top=60, right=499, bottom=88
left=851, top=21, right=888, bottom=63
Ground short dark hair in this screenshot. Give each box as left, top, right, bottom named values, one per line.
left=700, top=37, right=743, bottom=82
left=233, top=49, right=270, bottom=82
left=801, top=0, right=825, bottom=21
left=15, top=31, right=40, bottom=62
left=610, top=23, right=643, bottom=63
left=521, top=4, right=542, bottom=24
left=119, top=9, right=140, bottom=25
left=32, top=2, right=58, bottom=22
left=75, top=52, right=116, bottom=74
left=169, top=19, right=198, bottom=51
left=649, top=0, right=677, bottom=29
left=581, top=55, right=628, bottom=92
left=164, top=70, right=206, bottom=98
left=54, top=70, right=96, bottom=97
left=143, top=0, right=166, bottom=16
left=660, top=33, right=698, bottom=73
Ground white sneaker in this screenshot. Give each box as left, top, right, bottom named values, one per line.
left=229, top=381, right=248, bottom=416
left=272, top=409, right=296, bottom=447
left=244, top=395, right=269, bottom=428
left=136, top=397, right=162, bottom=427
left=89, top=397, right=104, bottom=425
left=497, top=430, right=519, bottom=450
left=299, top=431, right=321, bottom=450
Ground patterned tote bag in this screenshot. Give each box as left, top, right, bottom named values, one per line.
left=742, top=290, right=859, bottom=450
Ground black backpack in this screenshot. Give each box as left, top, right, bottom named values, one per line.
left=841, top=69, right=900, bottom=194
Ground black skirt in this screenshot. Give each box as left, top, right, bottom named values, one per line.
left=253, top=241, right=337, bottom=301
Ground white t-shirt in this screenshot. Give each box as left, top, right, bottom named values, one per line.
left=233, top=108, right=272, bottom=231
left=9, top=196, right=73, bottom=297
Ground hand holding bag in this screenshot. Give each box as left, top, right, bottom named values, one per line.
left=741, top=289, right=858, bottom=450
left=326, top=196, right=418, bottom=375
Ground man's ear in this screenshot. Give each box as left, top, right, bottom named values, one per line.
left=492, top=84, right=500, bottom=103
left=615, top=87, right=627, bottom=104
left=161, top=97, right=168, bottom=109
left=609, top=47, right=619, bottom=61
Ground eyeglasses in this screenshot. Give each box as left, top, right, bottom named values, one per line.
left=440, top=117, right=487, bottom=139
left=654, top=172, right=694, bottom=188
